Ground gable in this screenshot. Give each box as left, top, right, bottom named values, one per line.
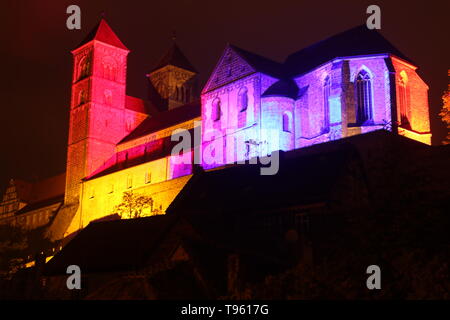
left=284, top=25, right=412, bottom=77
left=202, top=46, right=256, bottom=94
left=77, top=19, right=128, bottom=51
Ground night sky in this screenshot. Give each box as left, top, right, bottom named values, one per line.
left=1, top=0, right=448, bottom=192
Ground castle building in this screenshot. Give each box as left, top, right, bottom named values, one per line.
left=0, top=19, right=431, bottom=242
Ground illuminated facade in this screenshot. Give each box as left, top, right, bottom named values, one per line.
left=1, top=20, right=432, bottom=241
left=201, top=29, right=431, bottom=169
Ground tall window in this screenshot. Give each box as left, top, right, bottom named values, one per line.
left=78, top=90, right=87, bottom=106
left=282, top=112, right=292, bottom=132
left=212, top=98, right=221, bottom=121
left=78, top=56, right=91, bottom=80
left=355, top=70, right=373, bottom=124
left=398, top=71, right=409, bottom=125
left=145, top=171, right=152, bottom=184
left=102, top=56, right=117, bottom=81
left=323, top=76, right=331, bottom=133
left=238, top=87, right=248, bottom=112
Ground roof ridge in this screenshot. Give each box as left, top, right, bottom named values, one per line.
left=228, top=44, right=285, bottom=78
left=76, top=18, right=128, bottom=50
left=284, top=25, right=412, bottom=77
left=151, top=43, right=197, bottom=73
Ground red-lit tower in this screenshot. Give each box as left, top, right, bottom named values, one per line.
left=65, top=19, right=129, bottom=204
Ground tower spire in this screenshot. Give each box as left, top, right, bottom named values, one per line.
left=76, top=18, right=128, bottom=50
left=172, top=29, right=177, bottom=43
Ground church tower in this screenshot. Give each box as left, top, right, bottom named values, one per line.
left=65, top=19, right=129, bottom=204
left=147, top=42, right=198, bottom=110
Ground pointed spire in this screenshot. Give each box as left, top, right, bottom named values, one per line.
left=151, top=42, right=197, bottom=73
left=171, top=29, right=177, bottom=42
left=77, top=18, right=128, bottom=50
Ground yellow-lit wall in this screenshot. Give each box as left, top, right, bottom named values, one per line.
left=62, top=117, right=200, bottom=238
left=64, top=155, right=192, bottom=237
left=398, top=127, right=432, bottom=145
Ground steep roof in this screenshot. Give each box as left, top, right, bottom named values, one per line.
left=7, top=173, right=65, bottom=205
left=119, top=100, right=201, bottom=144
left=15, top=195, right=64, bottom=216
left=284, top=25, right=412, bottom=77
left=44, top=215, right=178, bottom=275
left=262, top=79, right=299, bottom=99
left=151, top=43, right=197, bottom=73
left=125, top=95, right=158, bottom=116
left=230, top=44, right=284, bottom=78
left=27, top=173, right=66, bottom=204
left=167, top=145, right=355, bottom=216
left=77, top=18, right=128, bottom=50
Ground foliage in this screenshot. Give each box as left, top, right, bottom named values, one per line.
left=228, top=200, right=450, bottom=299
left=0, top=224, right=54, bottom=279
left=114, top=191, right=161, bottom=219
left=439, top=71, right=450, bottom=144
left=0, top=224, right=27, bottom=278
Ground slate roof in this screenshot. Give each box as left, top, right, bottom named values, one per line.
left=230, top=44, right=284, bottom=78
left=220, top=25, right=412, bottom=85
left=262, top=79, right=299, bottom=99
left=8, top=174, right=65, bottom=205
left=120, top=100, right=201, bottom=144
left=168, top=130, right=432, bottom=219
left=284, top=25, right=412, bottom=77
left=167, top=142, right=359, bottom=216
left=151, top=43, right=197, bottom=73
left=87, top=125, right=200, bottom=180
left=8, top=179, right=33, bottom=202
left=43, top=215, right=178, bottom=275
left=125, top=95, right=158, bottom=116
left=15, top=195, right=64, bottom=216
left=77, top=18, right=128, bottom=50
left=27, top=173, right=66, bottom=204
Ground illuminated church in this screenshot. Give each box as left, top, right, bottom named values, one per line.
left=0, top=19, right=432, bottom=242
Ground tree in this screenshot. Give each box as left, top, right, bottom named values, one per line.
left=439, top=70, right=450, bottom=144
left=0, top=224, right=54, bottom=280
left=0, top=224, right=27, bottom=278
left=114, top=191, right=161, bottom=219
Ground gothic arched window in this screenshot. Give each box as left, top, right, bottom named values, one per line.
left=102, top=56, right=117, bottom=81
left=282, top=112, right=292, bottom=132
left=398, top=71, right=409, bottom=126
left=78, top=56, right=91, bottom=80
left=355, top=70, right=373, bottom=124
left=238, top=87, right=248, bottom=112
left=323, top=76, right=331, bottom=133
left=212, top=98, right=221, bottom=121
left=78, top=90, right=87, bottom=106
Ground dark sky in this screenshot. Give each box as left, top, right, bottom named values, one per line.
left=1, top=0, right=448, bottom=191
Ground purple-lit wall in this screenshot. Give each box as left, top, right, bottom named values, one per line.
left=202, top=72, right=261, bottom=169
left=200, top=47, right=431, bottom=169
